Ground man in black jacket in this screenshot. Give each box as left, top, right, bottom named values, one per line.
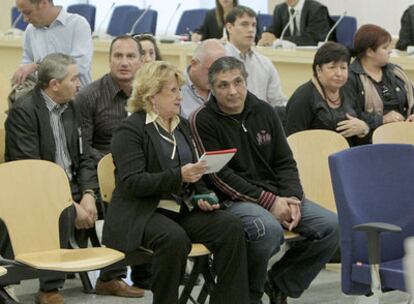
left=258, top=0, right=333, bottom=46
left=190, top=56, right=339, bottom=304
left=396, top=5, right=414, bottom=51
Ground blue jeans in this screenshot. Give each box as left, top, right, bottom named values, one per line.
left=224, top=199, right=339, bottom=303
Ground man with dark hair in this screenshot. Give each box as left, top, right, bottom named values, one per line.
left=258, top=0, right=333, bottom=47
left=224, top=6, right=287, bottom=107
left=396, top=5, right=414, bottom=50
left=75, top=35, right=148, bottom=297
left=190, top=56, right=339, bottom=304
left=5, top=53, right=96, bottom=304
left=13, top=0, right=92, bottom=86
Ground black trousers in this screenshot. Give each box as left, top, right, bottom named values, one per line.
left=107, top=208, right=250, bottom=304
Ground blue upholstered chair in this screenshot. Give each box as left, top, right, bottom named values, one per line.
left=329, top=144, right=414, bottom=296
left=130, top=9, right=158, bottom=35
left=258, top=13, right=273, bottom=32
left=11, top=6, right=28, bottom=31
left=67, top=4, right=96, bottom=32
left=331, top=15, right=357, bottom=48
left=175, top=9, right=208, bottom=36
left=107, top=5, right=140, bottom=36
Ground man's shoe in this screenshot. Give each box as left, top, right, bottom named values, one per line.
left=264, top=281, right=288, bottom=304
left=95, top=278, right=144, bottom=298
left=35, top=291, right=64, bottom=304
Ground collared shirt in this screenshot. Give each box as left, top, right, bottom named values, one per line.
left=225, top=42, right=287, bottom=107
left=288, top=0, right=305, bottom=36
left=41, top=90, right=73, bottom=180
left=145, top=111, right=180, bottom=132
left=75, top=73, right=128, bottom=163
left=22, top=7, right=93, bottom=86
left=180, top=66, right=210, bottom=119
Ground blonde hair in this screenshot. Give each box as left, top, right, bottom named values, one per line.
left=127, top=61, right=185, bottom=113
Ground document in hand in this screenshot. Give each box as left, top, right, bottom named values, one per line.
left=199, top=148, right=237, bottom=174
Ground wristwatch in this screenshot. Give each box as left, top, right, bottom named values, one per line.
left=83, top=189, right=97, bottom=200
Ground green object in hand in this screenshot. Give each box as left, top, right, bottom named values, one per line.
left=192, top=193, right=219, bottom=205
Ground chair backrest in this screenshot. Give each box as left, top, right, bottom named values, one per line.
left=67, top=4, right=96, bottom=32
left=372, top=122, right=414, bottom=144
left=97, top=153, right=115, bottom=203
left=0, top=160, right=73, bottom=256
left=107, top=5, right=140, bottom=36
left=175, top=9, right=208, bottom=36
left=130, top=9, right=158, bottom=35
left=287, top=130, right=349, bottom=212
left=331, top=15, right=357, bottom=48
left=0, top=128, right=5, bottom=164
left=11, top=6, right=28, bottom=31
left=329, top=144, right=414, bottom=294
left=258, top=13, right=273, bottom=32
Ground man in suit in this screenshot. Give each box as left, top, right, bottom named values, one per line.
left=396, top=5, right=414, bottom=50
left=4, top=53, right=142, bottom=304
left=258, top=0, right=333, bottom=46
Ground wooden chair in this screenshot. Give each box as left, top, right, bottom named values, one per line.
left=372, top=122, right=414, bottom=144
left=0, top=128, right=4, bottom=164
left=0, top=160, right=124, bottom=302
left=97, top=153, right=214, bottom=304
left=287, top=130, right=350, bottom=212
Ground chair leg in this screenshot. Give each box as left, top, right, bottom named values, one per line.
left=0, top=286, right=18, bottom=304
left=197, top=283, right=209, bottom=304
left=79, top=272, right=95, bottom=294
left=179, top=256, right=208, bottom=304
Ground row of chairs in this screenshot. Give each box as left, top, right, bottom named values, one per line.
left=10, top=4, right=356, bottom=47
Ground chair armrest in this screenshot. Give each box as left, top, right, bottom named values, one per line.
left=353, top=222, right=401, bottom=265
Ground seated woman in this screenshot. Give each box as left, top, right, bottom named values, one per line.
left=285, top=42, right=369, bottom=146
left=345, top=24, right=414, bottom=133
left=133, top=34, right=163, bottom=63
left=191, top=0, right=238, bottom=42
left=101, top=61, right=249, bottom=304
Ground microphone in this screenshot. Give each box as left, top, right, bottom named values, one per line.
left=92, top=2, right=115, bottom=39
left=159, top=3, right=182, bottom=43
left=129, top=5, right=152, bottom=34
left=320, top=11, right=347, bottom=46
left=5, top=12, right=24, bottom=36
left=273, top=9, right=297, bottom=49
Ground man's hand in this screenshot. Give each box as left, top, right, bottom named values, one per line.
left=191, top=33, right=202, bottom=42
left=270, top=196, right=291, bottom=223
left=79, top=193, right=98, bottom=222
left=73, top=202, right=94, bottom=230
left=258, top=32, right=276, bottom=46
left=12, top=63, right=37, bottom=85
left=181, top=161, right=209, bottom=183
left=283, top=198, right=301, bottom=231
left=336, top=114, right=369, bottom=138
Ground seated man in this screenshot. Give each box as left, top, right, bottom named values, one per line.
left=180, top=39, right=226, bottom=118
left=396, top=5, right=414, bottom=50
left=258, top=0, right=333, bottom=47
left=190, top=56, right=339, bottom=304
left=13, top=0, right=92, bottom=87
left=4, top=53, right=141, bottom=304
left=225, top=6, right=287, bottom=107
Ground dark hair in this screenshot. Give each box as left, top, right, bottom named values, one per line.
left=38, top=53, right=76, bottom=89
left=109, top=35, right=143, bottom=57
left=208, top=56, right=248, bottom=87
left=225, top=5, right=257, bottom=25
left=133, top=34, right=162, bottom=60
left=352, top=24, right=392, bottom=59
left=312, top=42, right=350, bottom=76
left=215, top=0, right=238, bottom=27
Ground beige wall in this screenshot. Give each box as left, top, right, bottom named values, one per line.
left=1, top=0, right=14, bottom=32
left=268, top=0, right=284, bottom=13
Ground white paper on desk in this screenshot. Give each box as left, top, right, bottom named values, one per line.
left=199, top=148, right=237, bottom=174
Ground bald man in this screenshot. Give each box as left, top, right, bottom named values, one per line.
left=180, top=39, right=227, bottom=118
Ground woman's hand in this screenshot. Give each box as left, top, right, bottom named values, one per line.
left=406, top=113, right=414, bottom=122
left=191, top=33, right=202, bottom=42
left=181, top=161, right=209, bottom=183
left=383, top=110, right=405, bottom=124
left=197, top=199, right=220, bottom=212
left=336, top=113, right=369, bottom=138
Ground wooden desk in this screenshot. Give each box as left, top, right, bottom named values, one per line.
left=1, top=35, right=414, bottom=98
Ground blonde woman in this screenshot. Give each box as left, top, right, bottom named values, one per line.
left=101, top=61, right=249, bottom=304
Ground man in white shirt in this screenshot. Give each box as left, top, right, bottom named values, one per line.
left=13, top=0, right=93, bottom=87
left=225, top=6, right=287, bottom=107
left=180, top=39, right=226, bottom=118
left=258, top=0, right=333, bottom=47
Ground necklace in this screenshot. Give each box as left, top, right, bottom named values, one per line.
left=325, top=93, right=341, bottom=105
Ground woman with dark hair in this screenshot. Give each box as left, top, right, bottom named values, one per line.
left=286, top=42, right=369, bottom=146
left=345, top=24, right=414, bottom=133
left=191, top=0, right=238, bottom=42
left=133, top=34, right=162, bottom=63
